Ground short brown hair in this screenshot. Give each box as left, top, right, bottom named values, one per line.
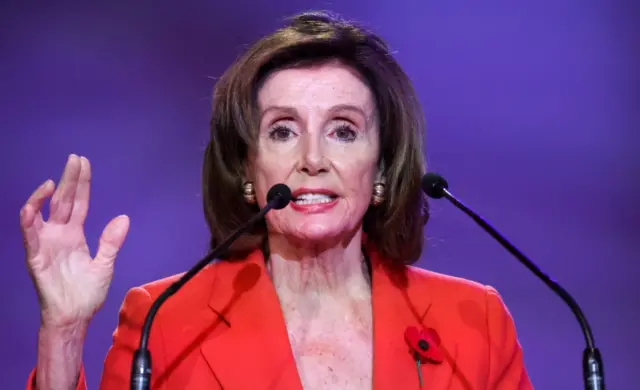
left=202, top=11, right=428, bottom=264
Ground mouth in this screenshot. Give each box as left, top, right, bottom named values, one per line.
left=291, top=189, right=339, bottom=205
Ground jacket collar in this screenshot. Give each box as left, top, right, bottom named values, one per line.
left=200, top=244, right=454, bottom=389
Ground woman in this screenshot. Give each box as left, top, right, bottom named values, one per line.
left=22, top=11, right=532, bottom=390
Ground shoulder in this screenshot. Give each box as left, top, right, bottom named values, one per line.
left=117, top=260, right=224, bottom=323
left=404, top=264, right=515, bottom=329
left=140, top=266, right=209, bottom=298
left=405, top=264, right=493, bottom=300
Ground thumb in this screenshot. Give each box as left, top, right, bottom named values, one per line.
left=95, top=215, right=130, bottom=267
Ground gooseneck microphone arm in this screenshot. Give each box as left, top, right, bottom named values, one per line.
left=130, top=184, right=292, bottom=390
left=421, top=173, right=604, bottom=390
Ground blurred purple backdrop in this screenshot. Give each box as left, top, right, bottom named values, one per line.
left=2, top=1, right=638, bottom=389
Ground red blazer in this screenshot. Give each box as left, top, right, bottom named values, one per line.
left=27, top=244, right=532, bottom=389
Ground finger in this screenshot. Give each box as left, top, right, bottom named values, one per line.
left=22, top=179, right=55, bottom=229
left=70, top=156, right=91, bottom=224
left=20, top=180, right=55, bottom=254
left=94, top=215, right=130, bottom=268
left=50, top=154, right=82, bottom=224
left=20, top=204, right=41, bottom=258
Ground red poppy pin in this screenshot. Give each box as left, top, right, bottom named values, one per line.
left=404, top=325, right=443, bottom=387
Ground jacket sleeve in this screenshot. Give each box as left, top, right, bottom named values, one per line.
left=485, top=286, right=534, bottom=390
left=25, top=286, right=167, bottom=390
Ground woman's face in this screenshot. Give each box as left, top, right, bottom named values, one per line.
left=250, top=60, right=380, bottom=245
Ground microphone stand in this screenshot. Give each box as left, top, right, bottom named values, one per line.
left=130, top=184, right=291, bottom=390
left=423, top=173, right=604, bottom=390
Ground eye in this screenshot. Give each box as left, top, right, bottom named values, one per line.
left=332, top=124, right=357, bottom=142
left=268, top=125, right=295, bottom=142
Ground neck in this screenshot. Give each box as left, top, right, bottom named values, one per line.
left=267, top=231, right=371, bottom=300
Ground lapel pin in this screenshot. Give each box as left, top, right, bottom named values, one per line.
left=404, top=325, right=443, bottom=387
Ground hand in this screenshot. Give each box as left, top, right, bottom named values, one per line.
left=20, top=154, right=130, bottom=329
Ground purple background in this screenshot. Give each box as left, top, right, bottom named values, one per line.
left=2, top=1, right=638, bottom=389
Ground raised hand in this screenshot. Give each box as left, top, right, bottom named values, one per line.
left=20, top=154, right=130, bottom=329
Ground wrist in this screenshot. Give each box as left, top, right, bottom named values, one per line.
left=36, top=322, right=87, bottom=390
left=39, top=311, right=91, bottom=333
left=39, top=321, right=88, bottom=340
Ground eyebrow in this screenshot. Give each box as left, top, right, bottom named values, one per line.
left=260, top=104, right=373, bottom=122
left=260, top=105, right=297, bottom=117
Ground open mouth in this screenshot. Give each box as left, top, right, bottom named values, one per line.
left=293, top=193, right=338, bottom=205
left=292, top=188, right=339, bottom=205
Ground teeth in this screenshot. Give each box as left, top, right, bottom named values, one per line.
left=297, top=193, right=332, bottom=200
left=295, top=193, right=334, bottom=204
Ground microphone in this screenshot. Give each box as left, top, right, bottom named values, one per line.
left=421, top=172, right=604, bottom=390
left=130, top=183, right=292, bottom=390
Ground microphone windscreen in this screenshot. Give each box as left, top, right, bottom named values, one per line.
left=267, top=184, right=292, bottom=209
left=421, top=173, right=449, bottom=199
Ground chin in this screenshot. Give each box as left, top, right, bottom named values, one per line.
left=295, top=223, right=342, bottom=241
left=268, top=211, right=361, bottom=245
left=286, top=219, right=359, bottom=245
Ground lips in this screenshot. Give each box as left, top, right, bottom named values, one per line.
left=291, top=188, right=338, bottom=204
left=288, top=188, right=340, bottom=213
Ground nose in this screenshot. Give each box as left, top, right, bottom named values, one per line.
left=295, top=132, right=329, bottom=175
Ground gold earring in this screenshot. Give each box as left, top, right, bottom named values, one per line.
left=371, top=182, right=385, bottom=206
left=243, top=182, right=256, bottom=204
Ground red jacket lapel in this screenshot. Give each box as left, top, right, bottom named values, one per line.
left=201, top=251, right=302, bottom=390
left=368, top=245, right=457, bottom=389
